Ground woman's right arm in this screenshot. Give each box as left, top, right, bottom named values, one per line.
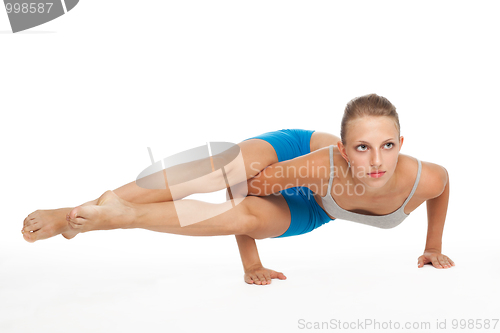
left=246, top=148, right=329, bottom=197
left=235, top=234, right=263, bottom=271
left=235, top=234, right=287, bottom=285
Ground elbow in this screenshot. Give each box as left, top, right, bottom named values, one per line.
left=442, top=166, right=449, bottom=186
left=441, top=166, right=449, bottom=195
left=431, top=166, right=449, bottom=199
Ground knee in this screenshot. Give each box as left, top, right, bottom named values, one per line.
left=231, top=201, right=259, bottom=236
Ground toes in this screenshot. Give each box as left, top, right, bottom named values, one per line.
left=68, top=220, right=83, bottom=229
left=68, top=205, right=100, bottom=231
left=23, top=231, right=36, bottom=243
left=23, top=226, right=55, bottom=242
left=69, top=207, right=80, bottom=221
left=69, top=206, right=96, bottom=222
left=23, top=221, right=40, bottom=233
left=24, top=215, right=35, bottom=227
left=68, top=208, right=85, bottom=227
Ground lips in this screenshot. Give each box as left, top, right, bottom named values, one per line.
left=368, top=171, right=385, bottom=175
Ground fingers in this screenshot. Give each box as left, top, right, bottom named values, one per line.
left=255, top=272, right=270, bottom=285
left=437, top=256, right=447, bottom=268
left=447, top=257, right=455, bottom=266
left=270, top=270, right=287, bottom=280
left=245, top=276, right=254, bottom=284
left=438, top=255, right=455, bottom=268
left=417, top=253, right=455, bottom=269
left=245, top=272, right=258, bottom=285
left=431, top=255, right=455, bottom=269
left=417, top=255, right=427, bottom=268
left=431, top=256, right=442, bottom=268
left=245, top=270, right=276, bottom=285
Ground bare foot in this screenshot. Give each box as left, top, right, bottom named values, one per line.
left=22, top=198, right=101, bottom=243
left=22, top=208, right=79, bottom=243
left=67, top=190, right=135, bottom=233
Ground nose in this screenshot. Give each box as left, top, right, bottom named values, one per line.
left=370, top=149, right=383, bottom=168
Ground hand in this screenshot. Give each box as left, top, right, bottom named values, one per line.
left=244, top=265, right=287, bottom=285
left=417, top=250, right=455, bottom=269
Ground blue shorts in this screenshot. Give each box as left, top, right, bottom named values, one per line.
left=243, top=129, right=333, bottom=238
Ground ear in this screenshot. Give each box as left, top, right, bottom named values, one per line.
left=399, top=136, right=404, bottom=151
left=337, top=141, right=349, bottom=161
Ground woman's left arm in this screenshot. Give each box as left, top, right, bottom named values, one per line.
left=417, top=166, right=455, bottom=269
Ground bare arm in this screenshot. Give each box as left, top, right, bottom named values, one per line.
left=246, top=149, right=327, bottom=196
left=417, top=166, right=455, bottom=268
left=424, top=168, right=450, bottom=252
left=235, top=234, right=263, bottom=270
left=235, top=234, right=287, bottom=285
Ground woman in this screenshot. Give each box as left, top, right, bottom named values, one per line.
left=21, top=93, right=455, bottom=285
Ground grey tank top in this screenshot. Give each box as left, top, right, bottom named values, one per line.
left=319, top=145, right=422, bottom=229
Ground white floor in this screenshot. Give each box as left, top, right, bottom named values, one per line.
left=1, top=222, right=498, bottom=333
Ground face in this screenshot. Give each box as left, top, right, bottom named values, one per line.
left=338, top=116, right=404, bottom=189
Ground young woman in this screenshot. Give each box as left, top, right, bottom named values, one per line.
left=22, top=93, right=454, bottom=285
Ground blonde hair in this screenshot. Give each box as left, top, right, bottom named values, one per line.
left=340, top=93, right=400, bottom=145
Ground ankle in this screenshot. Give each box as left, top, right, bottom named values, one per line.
left=121, top=201, right=139, bottom=229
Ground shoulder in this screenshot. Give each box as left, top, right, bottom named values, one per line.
left=400, top=154, right=448, bottom=200
left=310, top=131, right=341, bottom=151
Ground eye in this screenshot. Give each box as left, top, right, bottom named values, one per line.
left=356, top=142, right=394, bottom=151
left=385, top=142, right=394, bottom=148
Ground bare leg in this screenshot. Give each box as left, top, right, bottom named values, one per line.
left=64, top=190, right=257, bottom=237
left=62, top=188, right=293, bottom=240
left=21, top=139, right=279, bottom=242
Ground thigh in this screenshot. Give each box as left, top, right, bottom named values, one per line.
left=242, top=193, right=291, bottom=239
left=233, top=129, right=315, bottom=180
left=245, top=187, right=332, bottom=240
left=235, top=139, right=279, bottom=179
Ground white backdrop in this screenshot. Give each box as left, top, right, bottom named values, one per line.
left=1, top=1, right=499, bottom=333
